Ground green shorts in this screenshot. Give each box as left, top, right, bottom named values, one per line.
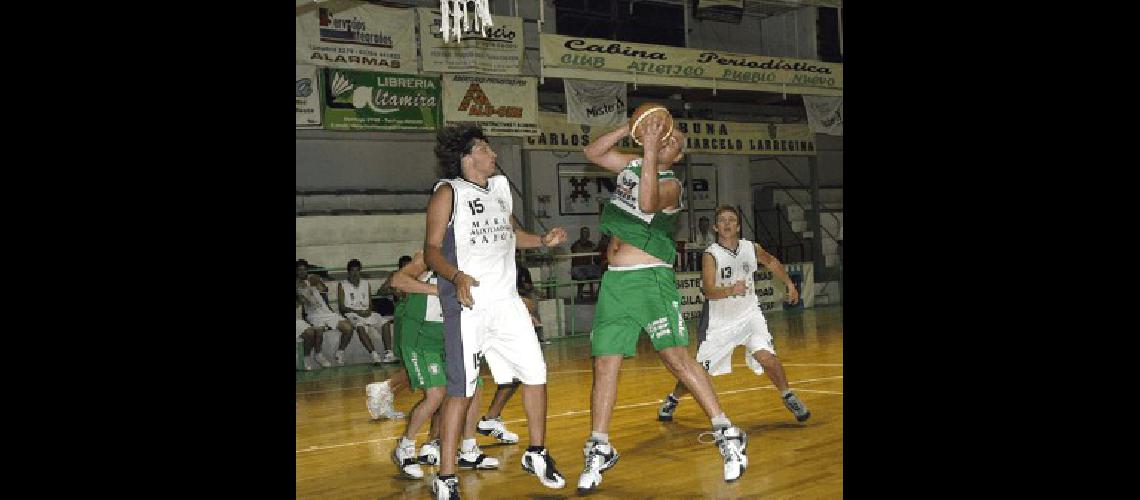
left=591, top=265, right=689, bottom=357
left=392, top=301, right=408, bottom=359
left=400, top=318, right=446, bottom=391
left=399, top=318, right=482, bottom=391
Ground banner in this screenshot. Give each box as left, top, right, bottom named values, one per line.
left=802, top=95, right=843, bottom=136
left=564, top=79, right=627, bottom=128
left=296, top=65, right=322, bottom=128
left=675, top=267, right=796, bottom=322
left=442, top=74, right=537, bottom=136
left=322, top=69, right=441, bottom=131
left=523, top=112, right=816, bottom=156
left=541, top=34, right=842, bottom=97
left=296, top=2, right=417, bottom=73
left=418, top=8, right=525, bottom=75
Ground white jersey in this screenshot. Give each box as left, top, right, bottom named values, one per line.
left=339, top=279, right=372, bottom=310
left=297, top=280, right=335, bottom=318
left=434, top=175, right=517, bottom=313
left=705, top=239, right=761, bottom=321
left=418, top=271, right=444, bottom=323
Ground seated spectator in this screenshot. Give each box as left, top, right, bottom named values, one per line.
left=339, top=259, right=396, bottom=364
left=297, top=298, right=331, bottom=370
left=570, top=227, right=602, bottom=300
left=296, top=259, right=356, bottom=365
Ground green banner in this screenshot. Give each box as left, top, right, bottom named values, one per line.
left=322, top=69, right=441, bottom=131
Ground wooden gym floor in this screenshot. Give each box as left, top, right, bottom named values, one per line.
left=297, top=305, right=842, bottom=499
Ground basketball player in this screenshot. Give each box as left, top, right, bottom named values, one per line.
left=577, top=115, right=748, bottom=492
left=656, top=205, right=811, bottom=423
left=424, top=124, right=568, bottom=499
left=389, top=251, right=512, bottom=478
left=297, top=297, right=331, bottom=370
left=295, top=260, right=357, bottom=366
left=365, top=257, right=416, bottom=421
left=338, top=259, right=392, bottom=364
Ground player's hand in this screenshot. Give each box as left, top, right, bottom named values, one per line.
left=641, top=120, right=665, bottom=147
left=786, top=282, right=800, bottom=305
left=732, top=280, right=748, bottom=296
left=543, top=227, right=567, bottom=247
left=308, top=275, right=322, bottom=287
left=360, top=309, right=372, bottom=318
left=455, top=271, right=480, bottom=309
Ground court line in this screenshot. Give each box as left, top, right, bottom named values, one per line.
left=295, top=363, right=842, bottom=395
left=296, top=375, right=842, bottom=454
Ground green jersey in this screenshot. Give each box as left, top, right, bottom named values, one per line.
left=599, top=158, right=684, bottom=264
left=403, top=272, right=444, bottom=324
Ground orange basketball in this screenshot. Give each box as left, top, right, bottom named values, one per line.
left=629, top=102, right=674, bottom=146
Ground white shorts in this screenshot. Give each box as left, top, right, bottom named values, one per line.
left=443, top=296, right=547, bottom=397
left=695, top=308, right=776, bottom=377
left=345, top=312, right=390, bottom=329
left=306, top=313, right=345, bottom=331
left=296, top=319, right=312, bottom=339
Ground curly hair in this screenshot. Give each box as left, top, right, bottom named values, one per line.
left=434, top=124, right=488, bottom=179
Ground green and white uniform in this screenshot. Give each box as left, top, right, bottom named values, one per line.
left=399, top=271, right=447, bottom=390
left=592, top=159, right=689, bottom=357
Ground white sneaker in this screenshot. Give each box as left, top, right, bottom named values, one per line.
left=576, top=440, right=619, bottom=493
left=392, top=440, right=424, bottom=478
left=476, top=417, right=519, bottom=444
left=381, top=350, right=399, bottom=363
left=458, top=443, right=500, bottom=469
left=366, top=381, right=404, bottom=420
left=714, top=426, right=748, bottom=482
left=314, top=353, right=332, bottom=368
left=302, top=358, right=314, bottom=371
left=371, top=351, right=384, bottom=363
left=432, top=475, right=460, bottom=500
left=334, top=351, right=345, bottom=365
left=418, top=439, right=440, bottom=465
left=522, top=448, right=566, bottom=489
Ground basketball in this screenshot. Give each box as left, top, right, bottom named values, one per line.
left=628, top=102, right=674, bottom=146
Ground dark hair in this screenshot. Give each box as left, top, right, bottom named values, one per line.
left=398, top=255, right=412, bottom=268
left=296, top=259, right=309, bottom=269
left=435, top=124, right=487, bottom=179
left=347, top=259, right=362, bottom=272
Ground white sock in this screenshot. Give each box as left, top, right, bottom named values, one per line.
left=590, top=432, right=609, bottom=444
left=461, top=438, right=477, bottom=452
left=711, top=413, right=732, bottom=429
left=399, top=437, right=415, bottom=448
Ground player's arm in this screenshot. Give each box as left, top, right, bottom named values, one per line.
left=392, top=252, right=439, bottom=296
left=700, top=253, right=747, bottom=300
left=755, top=242, right=799, bottom=304
left=424, top=184, right=479, bottom=308
left=584, top=123, right=638, bottom=173
left=337, top=284, right=350, bottom=315
left=512, top=214, right=566, bottom=249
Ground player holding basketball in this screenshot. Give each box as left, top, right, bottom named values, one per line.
left=424, top=124, right=568, bottom=499
left=576, top=108, right=748, bottom=493
left=656, top=205, right=811, bottom=424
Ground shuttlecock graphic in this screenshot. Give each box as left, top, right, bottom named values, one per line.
left=331, top=71, right=353, bottom=97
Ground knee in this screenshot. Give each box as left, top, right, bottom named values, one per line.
left=753, top=349, right=777, bottom=365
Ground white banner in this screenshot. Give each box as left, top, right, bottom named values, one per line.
left=802, top=95, right=843, bottom=136
left=418, top=8, right=525, bottom=75
left=296, top=1, right=417, bottom=73
left=296, top=65, right=322, bottom=128
left=442, top=74, right=538, bottom=136
left=563, top=79, right=628, bottom=128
